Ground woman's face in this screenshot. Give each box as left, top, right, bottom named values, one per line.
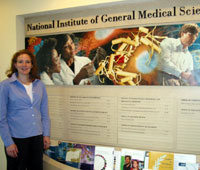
left=51, top=49, right=61, bottom=73
left=14, top=53, right=32, bottom=76
left=62, top=35, right=76, bottom=61
left=133, top=161, right=138, bottom=168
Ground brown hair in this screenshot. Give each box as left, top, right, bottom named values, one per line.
left=6, top=49, right=40, bottom=81
left=179, top=23, right=200, bottom=37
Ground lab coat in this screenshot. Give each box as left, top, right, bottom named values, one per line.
left=40, top=71, right=54, bottom=85
left=52, top=56, right=98, bottom=85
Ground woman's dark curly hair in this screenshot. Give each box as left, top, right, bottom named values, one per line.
left=36, top=38, right=57, bottom=74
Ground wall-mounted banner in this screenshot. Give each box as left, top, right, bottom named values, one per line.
left=25, top=5, right=200, bottom=36
left=25, top=23, right=200, bottom=86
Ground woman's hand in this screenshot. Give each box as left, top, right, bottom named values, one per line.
left=73, top=63, right=94, bottom=85
left=43, top=136, right=50, bottom=150
left=6, top=144, right=18, bottom=158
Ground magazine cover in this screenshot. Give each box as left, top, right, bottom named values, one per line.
left=174, top=153, right=197, bottom=170
left=56, top=141, right=82, bottom=168
left=74, top=143, right=95, bottom=170
left=148, top=151, right=174, bottom=170
left=65, top=147, right=82, bottom=169
left=114, top=150, right=122, bottom=170
left=44, top=141, right=73, bottom=164
left=94, top=146, right=115, bottom=170
left=120, top=148, right=146, bottom=170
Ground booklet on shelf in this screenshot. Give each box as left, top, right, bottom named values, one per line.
left=120, top=148, right=146, bottom=170
left=174, top=153, right=197, bottom=170
left=94, top=146, right=115, bottom=170
left=74, top=143, right=95, bottom=170
left=148, top=151, right=174, bottom=170
left=114, top=150, right=122, bottom=170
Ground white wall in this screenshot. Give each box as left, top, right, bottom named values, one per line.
left=0, top=1, right=125, bottom=169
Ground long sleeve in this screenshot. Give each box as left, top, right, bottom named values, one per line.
left=158, top=38, right=194, bottom=78
left=40, top=83, right=50, bottom=137
left=0, top=82, right=14, bottom=147
left=159, top=38, right=182, bottom=77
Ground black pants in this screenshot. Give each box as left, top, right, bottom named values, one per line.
left=5, top=135, right=43, bottom=170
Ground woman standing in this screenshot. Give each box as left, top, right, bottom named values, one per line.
left=0, top=49, right=50, bottom=170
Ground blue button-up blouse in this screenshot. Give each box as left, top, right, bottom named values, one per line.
left=0, top=73, right=50, bottom=147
